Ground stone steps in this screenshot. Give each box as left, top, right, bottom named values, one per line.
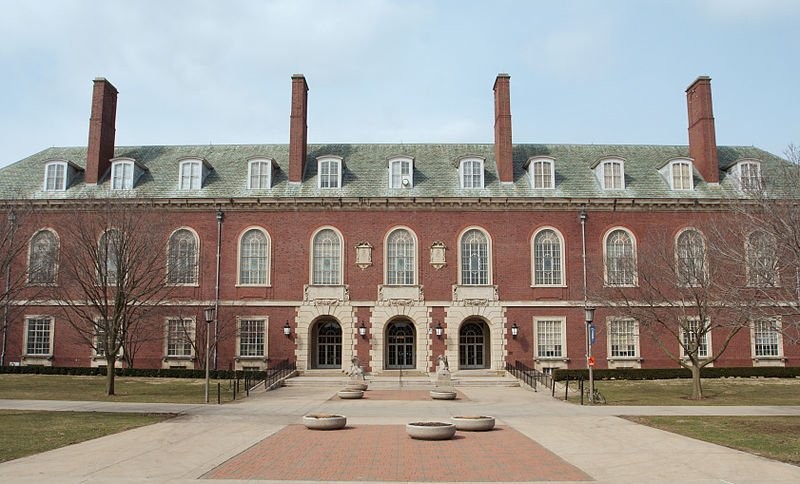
left=282, top=372, right=520, bottom=388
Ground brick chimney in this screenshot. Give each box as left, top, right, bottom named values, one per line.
left=686, top=76, right=719, bottom=184
left=288, top=74, right=309, bottom=183
left=85, top=77, right=118, bottom=184
left=493, top=73, right=513, bottom=183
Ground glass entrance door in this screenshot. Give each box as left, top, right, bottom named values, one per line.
left=459, top=321, right=487, bottom=369
left=386, top=321, right=415, bottom=369
left=315, top=320, right=342, bottom=368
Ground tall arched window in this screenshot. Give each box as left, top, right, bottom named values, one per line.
left=312, top=228, right=342, bottom=285
left=605, top=229, right=636, bottom=286
left=167, top=228, right=199, bottom=284
left=238, top=228, right=269, bottom=285
left=386, top=228, right=416, bottom=285
left=676, top=229, right=706, bottom=287
left=533, top=228, right=563, bottom=285
left=460, top=228, right=489, bottom=285
left=98, top=229, right=122, bottom=286
left=747, top=231, right=777, bottom=287
left=28, top=229, right=59, bottom=284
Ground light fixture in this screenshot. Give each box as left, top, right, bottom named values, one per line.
left=359, top=321, right=367, bottom=338
left=435, top=322, right=443, bottom=339
left=203, top=306, right=215, bottom=404
left=204, top=307, right=215, bottom=325
left=283, top=320, right=292, bottom=338
left=511, top=322, right=519, bottom=339
left=584, top=306, right=595, bottom=324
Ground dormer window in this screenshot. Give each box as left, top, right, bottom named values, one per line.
left=736, top=160, right=762, bottom=191
left=248, top=158, right=274, bottom=190
left=43, top=161, right=70, bottom=191
left=662, top=159, right=694, bottom=190
left=318, top=156, right=342, bottom=189
left=597, top=158, right=625, bottom=190
left=389, top=156, right=414, bottom=188
left=178, top=158, right=209, bottom=190
left=110, top=158, right=144, bottom=190
left=527, top=157, right=555, bottom=189
left=459, top=158, right=484, bottom=189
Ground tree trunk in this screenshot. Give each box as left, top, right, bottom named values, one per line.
left=689, top=364, right=703, bottom=400
left=105, top=355, right=116, bottom=395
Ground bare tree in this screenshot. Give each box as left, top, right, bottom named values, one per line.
left=48, top=200, right=173, bottom=395
left=170, top=306, right=238, bottom=371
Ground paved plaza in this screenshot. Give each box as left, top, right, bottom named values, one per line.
left=1, top=380, right=799, bottom=483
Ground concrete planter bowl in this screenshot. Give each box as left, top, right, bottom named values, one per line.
left=451, top=415, right=495, bottom=431
left=337, top=389, right=364, bottom=399
left=406, top=422, right=457, bottom=440
left=303, top=414, right=347, bottom=430
left=345, top=382, right=368, bottom=391
left=430, top=390, right=457, bottom=400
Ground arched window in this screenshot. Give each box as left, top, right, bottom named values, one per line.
left=669, top=160, right=694, bottom=190
left=459, top=158, right=484, bottom=189
left=737, top=160, right=762, bottom=191
left=318, top=157, right=342, bottom=189
left=676, top=229, right=706, bottom=287
left=98, top=229, right=122, bottom=286
left=528, top=158, right=555, bottom=189
left=167, top=228, right=199, bottom=284
left=248, top=159, right=272, bottom=189
left=43, top=161, right=67, bottom=191
left=389, top=157, right=413, bottom=188
left=312, top=228, right=342, bottom=285
left=605, top=229, right=636, bottom=286
left=179, top=160, right=203, bottom=190
left=601, top=159, right=625, bottom=190
left=747, top=231, right=777, bottom=287
left=533, top=228, right=563, bottom=285
left=460, top=228, right=489, bottom=285
left=238, top=228, right=269, bottom=285
left=28, top=229, right=59, bottom=284
left=386, top=228, right=416, bottom=285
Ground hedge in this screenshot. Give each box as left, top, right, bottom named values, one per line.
left=0, top=365, right=266, bottom=380
left=552, top=366, right=800, bottom=381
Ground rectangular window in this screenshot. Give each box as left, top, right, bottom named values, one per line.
left=239, top=319, right=265, bottom=357
left=166, top=318, right=193, bottom=357
left=111, top=162, right=134, bottom=190
left=44, top=163, right=66, bottom=191
left=682, top=318, right=709, bottom=359
left=753, top=319, right=780, bottom=357
left=179, top=161, right=202, bottom=190
left=609, top=319, right=638, bottom=358
left=536, top=319, right=563, bottom=358
left=25, top=317, right=53, bottom=355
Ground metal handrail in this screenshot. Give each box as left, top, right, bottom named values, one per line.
left=505, top=361, right=554, bottom=392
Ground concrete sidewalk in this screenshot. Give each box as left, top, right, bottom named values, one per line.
left=1, top=385, right=799, bottom=483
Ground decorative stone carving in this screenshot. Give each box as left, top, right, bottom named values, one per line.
left=430, top=241, right=446, bottom=270
left=304, top=284, right=350, bottom=303
left=355, top=242, right=373, bottom=270
left=378, top=285, right=423, bottom=304
left=452, top=285, right=498, bottom=303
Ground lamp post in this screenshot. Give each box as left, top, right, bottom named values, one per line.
left=584, top=306, right=596, bottom=404
left=203, top=306, right=215, bottom=404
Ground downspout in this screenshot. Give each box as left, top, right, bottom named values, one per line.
left=1, top=210, right=17, bottom=366
left=213, top=208, right=223, bottom=370
left=580, top=208, right=588, bottom=304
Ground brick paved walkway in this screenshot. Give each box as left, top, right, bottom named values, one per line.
left=203, top=424, right=591, bottom=482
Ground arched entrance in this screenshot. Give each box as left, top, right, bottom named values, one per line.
left=459, top=320, right=489, bottom=369
left=385, top=320, right=415, bottom=369
left=312, top=319, right=342, bottom=369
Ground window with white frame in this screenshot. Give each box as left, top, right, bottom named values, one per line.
left=98, top=229, right=122, bottom=286
left=752, top=319, right=782, bottom=358
left=389, top=158, right=413, bottom=188
left=25, top=316, right=53, bottom=356
left=167, top=228, right=199, bottom=285
left=609, top=319, right=638, bottom=358
left=238, top=319, right=266, bottom=357
left=386, top=228, right=416, bottom=285
left=179, top=160, right=203, bottom=190
left=460, top=228, right=489, bottom=285
left=682, top=318, right=710, bottom=359
left=601, top=159, right=624, bottom=190
left=166, top=318, right=193, bottom=357
left=111, top=161, right=135, bottom=190
left=529, top=158, right=554, bottom=189
left=676, top=229, right=706, bottom=287
left=747, top=231, right=778, bottom=287
left=238, top=228, right=269, bottom=285
left=738, top=160, right=762, bottom=191
left=533, top=228, right=563, bottom=286
left=605, top=229, right=636, bottom=286
left=28, top=229, right=59, bottom=285
left=43, top=161, right=67, bottom=191
left=670, top=160, right=693, bottom=190
left=312, top=228, right=342, bottom=285
left=94, top=324, right=123, bottom=358
left=318, top=158, right=341, bottom=189
left=460, top=158, right=484, bottom=189
left=248, top=159, right=272, bottom=189
left=536, top=319, right=563, bottom=358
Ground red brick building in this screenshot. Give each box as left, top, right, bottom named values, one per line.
left=0, top=74, right=796, bottom=373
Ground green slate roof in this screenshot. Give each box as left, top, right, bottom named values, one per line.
left=0, top=143, right=792, bottom=201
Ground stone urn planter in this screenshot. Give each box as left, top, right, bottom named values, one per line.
left=406, top=421, right=457, bottom=440
left=345, top=381, right=368, bottom=391
left=452, top=415, right=495, bottom=431
left=303, top=413, right=347, bottom=430
left=430, top=390, right=457, bottom=400
left=337, top=389, right=364, bottom=399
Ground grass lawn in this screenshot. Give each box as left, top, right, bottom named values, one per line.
left=0, top=374, right=239, bottom=403
left=0, top=410, right=172, bottom=463
left=624, top=415, right=800, bottom=466
left=563, top=377, right=800, bottom=405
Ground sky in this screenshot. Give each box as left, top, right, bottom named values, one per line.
left=1, top=0, right=798, bottom=169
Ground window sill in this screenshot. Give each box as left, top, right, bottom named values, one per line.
left=534, top=357, right=569, bottom=363
left=530, top=284, right=567, bottom=289
left=235, top=284, right=272, bottom=288
left=235, top=356, right=268, bottom=362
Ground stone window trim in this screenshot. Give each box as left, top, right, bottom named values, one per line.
left=607, top=317, right=640, bottom=359
left=23, top=315, right=55, bottom=359
left=750, top=318, right=784, bottom=360
left=310, top=226, right=345, bottom=286
left=236, top=316, right=268, bottom=360
left=531, top=226, right=566, bottom=287
left=525, top=156, right=556, bottom=189
left=236, top=226, right=271, bottom=287
left=27, top=228, right=60, bottom=286
left=534, top=317, right=567, bottom=360
left=457, top=226, right=492, bottom=286
left=166, top=227, right=200, bottom=286
left=602, top=227, right=638, bottom=287
left=383, top=226, right=418, bottom=285
left=387, top=155, right=414, bottom=189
